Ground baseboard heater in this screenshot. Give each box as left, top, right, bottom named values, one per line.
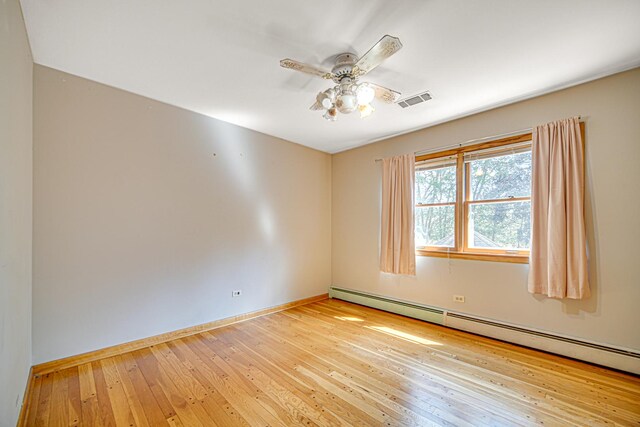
left=329, top=286, right=640, bottom=375
left=330, top=286, right=445, bottom=325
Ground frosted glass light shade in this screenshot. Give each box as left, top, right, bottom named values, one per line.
left=359, top=103, right=375, bottom=118
left=356, top=84, right=375, bottom=105
left=323, top=107, right=338, bottom=121
left=336, top=91, right=357, bottom=114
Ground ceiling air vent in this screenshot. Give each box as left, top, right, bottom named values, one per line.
left=397, top=91, right=432, bottom=108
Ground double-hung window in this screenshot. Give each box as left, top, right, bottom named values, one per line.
left=415, top=134, right=533, bottom=263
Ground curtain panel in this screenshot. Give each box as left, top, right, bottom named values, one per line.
left=528, top=117, right=590, bottom=299
left=380, top=154, right=416, bottom=275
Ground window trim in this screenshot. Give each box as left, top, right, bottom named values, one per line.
left=414, top=124, right=585, bottom=264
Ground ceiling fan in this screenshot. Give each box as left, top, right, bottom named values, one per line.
left=280, top=35, right=403, bottom=121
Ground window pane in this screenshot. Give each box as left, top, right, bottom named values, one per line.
left=415, top=205, right=455, bottom=247
left=469, top=151, right=531, bottom=201
left=415, top=165, right=456, bottom=204
left=468, top=201, right=531, bottom=250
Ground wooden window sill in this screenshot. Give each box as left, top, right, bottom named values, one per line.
left=415, top=249, right=529, bottom=264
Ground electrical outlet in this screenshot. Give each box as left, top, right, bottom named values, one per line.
left=232, top=290, right=242, bottom=297
left=453, top=295, right=465, bottom=303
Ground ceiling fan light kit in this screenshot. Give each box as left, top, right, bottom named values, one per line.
left=280, top=35, right=404, bottom=121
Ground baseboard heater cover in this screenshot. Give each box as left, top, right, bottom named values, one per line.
left=329, top=287, right=445, bottom=325
left=329, top=286, right=640, bottom=375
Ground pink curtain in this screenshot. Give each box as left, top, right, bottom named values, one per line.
left=528, top=117, right=589, bottom=299
left=380, top=154, right=416, bottom=275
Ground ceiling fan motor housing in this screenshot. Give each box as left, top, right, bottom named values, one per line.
left=331, top=53, right=358, bottom=82
left=279, top=35, right=404, bottom=119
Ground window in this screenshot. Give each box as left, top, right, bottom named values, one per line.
left=414, top=134, right=533, bottom=263
left=415, top=159, right=456, bottom=248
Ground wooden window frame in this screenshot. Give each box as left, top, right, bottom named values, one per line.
left=414, top=123, right=585, bottom=264
left=414, top=159, right=457, bottom=254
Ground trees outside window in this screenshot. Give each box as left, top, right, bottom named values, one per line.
left=414, top=135, right=532, bottom=263
left=466, top=150, right=531, bottom=251
left=415, top=163, right=456, bottom=247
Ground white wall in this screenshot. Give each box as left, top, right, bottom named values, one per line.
left=332, top=68, right=640, bottom=352
left=0, top=0, right=33, bottom=425
left=32, top=66, right=332, bottom=364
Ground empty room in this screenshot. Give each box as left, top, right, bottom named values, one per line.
left=2, top=0, right=640, bottom=425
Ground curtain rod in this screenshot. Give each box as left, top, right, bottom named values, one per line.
left=374, top=116, right=584, bottom=162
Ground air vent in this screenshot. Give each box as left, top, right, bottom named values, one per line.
left=397, top=91, right=432, bottom=108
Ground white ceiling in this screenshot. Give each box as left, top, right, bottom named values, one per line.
left=20, top=0, right=640, bottom=153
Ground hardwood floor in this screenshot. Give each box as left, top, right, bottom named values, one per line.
left=23, top=298, right=640, bottom=426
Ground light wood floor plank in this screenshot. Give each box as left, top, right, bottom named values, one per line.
left=224, top=321, right=390, bottom=426
left=172, top=335, right=266, bottom=425
left=24, top=299, right=640, bottom=426
left=48, top=371, right=69, bottom=427
left=312, top=304, right=627, bottom=425
left=204, top=329, right=344, bottom=427
left=216, top=330, right=348, bottom=427
left=253, top=311, right=521, bottom=426
left=100, top=357, right=141, bottom=426
left=199, top=330, right=322, bottom=426
left=302, top=300, right=640, bottom=424
left=91, top=360, right=118, bottom=426
left=246, top=316, right=444, bottom=425
left=24, top=372, right=43, bottom=426
left=66, top=367, right=83, bottom=427
left=110, top=356, right=151, bottom=427
left=34, top=372, right=54, bottom=426
left=77, top=363, right=101, bottom=427
left=119, top=351, right=173, bottom=424
left=163, top=339, right=250, bottom=427
left=194, top=331, right=291, bottom=426
left=133, top=347, right=208, bottom=427
left=148, top=342, right=231, bottom=426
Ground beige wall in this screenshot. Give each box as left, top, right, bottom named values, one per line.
left=32, top=65, right=332, bottom=364
left=332, top=68, right=640, bottom=351
left=0, top=0, right=33, bottom=425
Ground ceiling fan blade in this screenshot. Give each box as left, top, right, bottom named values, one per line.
left=369, top=83, right=401, bottom=104
left=309, top=100, right=323, bottom=111
left=353, top=35, right=403, bottom=76
left=280, top=59, right=333, bottom=79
